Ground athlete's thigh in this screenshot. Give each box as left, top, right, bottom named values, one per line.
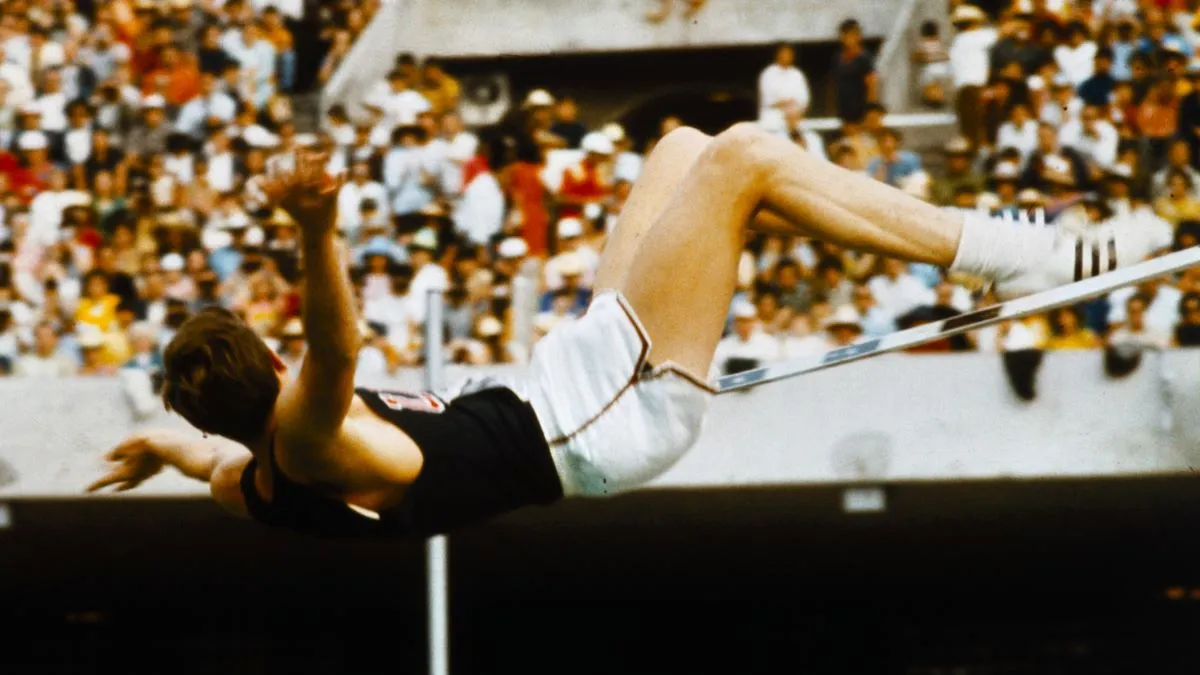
left=593, top=127, right=713, bottom=292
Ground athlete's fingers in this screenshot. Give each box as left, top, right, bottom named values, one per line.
left=87, top=468, right=130, bottom=493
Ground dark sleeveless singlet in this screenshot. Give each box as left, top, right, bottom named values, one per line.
left=239, top=385, right=564, bottom=538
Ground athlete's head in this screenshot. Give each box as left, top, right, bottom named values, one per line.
left=161, top=306, right=285, bottom=445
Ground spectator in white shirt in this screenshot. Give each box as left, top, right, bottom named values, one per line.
left=174, top=72, right=238, bottom=136
left=1107, top=293, right=1171, bottom=351
left=366, top=69, right=433, bottom=133
left=204, top=127, right=238, bottom=194
left=602, top=123, right=645, bottom=184
left=1107, top=278, right=1181, bottom=337
left=948, top=4, right=999, bottom=149
left=13, top=321, right=77, bottom=378
left=337, top=160, right=390, bottom=241
left=758, top=43, right=811, bottom=132
left=544, top=217, right=601, bottom=290
left=1058, top=103, right=1118, bottom=173
left=995, top=101, right=1040, bottom=165
left=867, top=257, right=935, bottom=319
left=780, top=313, right=827, bottom=359
left=453, top=157, right=505, bottom=247
left=1054, top=21, right=1098, bottom=86
left=406, top=227, right=450, bottom=325
left=62, top=101, right=92, bottom=167
left=34, top=68, right=69, bottom=135
left=431, top=111, right=478, bottom=199
left=0, top=44, right=34, bottom=109
left=25, top=26, right=65, bottom=79
left=713, top=300, right=780, bottom=375
left=78, top=24, right=129, bottom=85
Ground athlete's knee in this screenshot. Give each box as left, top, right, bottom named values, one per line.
left=704, top=122, right=775, bottom=181
left=648, top=125, right=712, bottom=162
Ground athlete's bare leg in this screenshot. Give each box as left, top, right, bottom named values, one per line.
left=603, top=123, right=1149, bottom=378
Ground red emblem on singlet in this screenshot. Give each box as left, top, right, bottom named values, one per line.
left=376, top=390, right=447, bottom=414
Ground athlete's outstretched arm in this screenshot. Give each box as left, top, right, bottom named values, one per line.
left=263, top=151, right=358, bottom=454
left=88, top=429, right=251, bottom=517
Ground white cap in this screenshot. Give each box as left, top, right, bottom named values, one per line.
left=1017, top=188, right=1044, bottom=204
left=202, top=227, right=233, bottom=251
left=602, top=122, right=626, bottom=143
left=410, top=227, right=438, bottom=251
left=556, top=252, right=584, bottom=277
left=498, top=237, right=528, bottom=259
left=476, top=315, right=503, bottom=338
left=17, top=131, right=48, bottom=151
left=143, top=94, right=166, bottom=109
left=19, top=102, right=41, bottom=116
left=992, top=161, right=1020, bottom=180
left=556, top=217, right=584, bottom=239
left=161, top=253, right=184, bottom=272
left=281, top=317, right=304, bottom=338
left=294, top=132, right=318, bottom=147
left=522, top=88, right=555, bottom=108
left=243, top=225, right=265, bottom=247
left=581, top=131, right=614, bottom=155
left=732, top=300, right=757, bottom=320
left=243, top=126, right=280, bottom=148
left=221, top=211, right=251, bottom=230
left=823, top=305, right=863, bottom=331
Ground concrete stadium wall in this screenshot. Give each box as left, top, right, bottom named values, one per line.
left=4, top=350, right=1200, bottom=500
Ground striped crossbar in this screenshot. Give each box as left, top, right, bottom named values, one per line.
left=717, top=246, right=1200, bottom=394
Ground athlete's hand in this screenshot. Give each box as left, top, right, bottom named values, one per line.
left=257, top=149, right=344, bottom=239
left=87, top=432, right=170, bottom=493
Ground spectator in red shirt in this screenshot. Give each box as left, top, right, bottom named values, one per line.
left=558, top=131, right=614, bottom=221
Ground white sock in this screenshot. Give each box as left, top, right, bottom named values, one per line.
left=949, top=210, right=1054, bottom=281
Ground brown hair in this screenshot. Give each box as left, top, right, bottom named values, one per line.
left=161, top=306, right=281, bottom=445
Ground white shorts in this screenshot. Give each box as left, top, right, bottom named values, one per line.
left=519, top=291, right=714, bottom=497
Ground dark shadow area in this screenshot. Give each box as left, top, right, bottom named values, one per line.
left=3, top=476, right=1200, bottom=674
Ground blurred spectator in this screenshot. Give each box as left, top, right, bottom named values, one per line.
left=848, top=283, right=895, bottom=338
left=544, top=217, right=599, bottom=291
left=538, top=252, right=591, bottom=317
left=868, top=258, right=934, bottom=319
left=559, top=131, right=614, bottom=220
left=780, top=313, right=826, bottom=359
left=1044, top=306, right=1102, bottom=350
left=13, top=321, right=75, bottom=377
left=713, top=300, right=779, bottom=375
left=1107, top=293, right=1171, bottom=351
left=949, top=5, right=997, bottom=149
left=1109, top=277, right=1181, bottom=337
left=759, top=43, right=811, bottom=131
left=822, top=305, right=865, bottom=348
left=832, top=19, right=878, bottom=127
left=914, top=20, right=951, bottom=107
left=1173, top=292, right=1200, bottom=347
left=867, top=127, right=921, bottom=188
left=549, top=96, right=587, bottom=150
left=931, top=137, right=984, bottom=206
left=1153, top=169, right=1200, bottom=225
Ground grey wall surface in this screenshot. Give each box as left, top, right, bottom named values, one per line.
left=3, top=350, right=1200, bottom=499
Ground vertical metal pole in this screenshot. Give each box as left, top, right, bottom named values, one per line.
left=424, top=289, right=449, bottom=675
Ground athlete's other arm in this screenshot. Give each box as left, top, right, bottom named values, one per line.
left=87, top=429, right=251, bottom=518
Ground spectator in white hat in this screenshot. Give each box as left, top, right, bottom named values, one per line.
left=948, top=5, right=998, bottom=148
left=538, top=251, right=591, bottom=317
left=544, top=217, right=600, bottom=290
left=713, top=299, right=780, bottom=375
left=559, top=131, right=614, bottom=220
left=431, top=111, right=478, bottom=199
left=406, top=227, right=449, bottom=325
left=161, top=252, right=195, bottom=301
left=125, top=94, right=170, bottom=157
left=867, top=257, right=935, bottom=319
left=603, top=122, right=644, bottom=184
left=822, top=305, right=865, bottom=348
left=758, top=42, right=811, bottom=132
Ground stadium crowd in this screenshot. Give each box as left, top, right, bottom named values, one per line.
left=3, top=0, right=1200, bottom=386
